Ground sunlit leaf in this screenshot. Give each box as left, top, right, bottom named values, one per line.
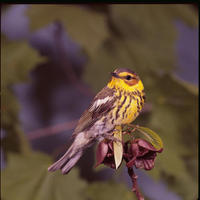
left=113, top=126, right=123, bottom=169
left=136, top=126, right=163, bottom=150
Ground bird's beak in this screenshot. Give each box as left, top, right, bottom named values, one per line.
left=111, top=72, right=119, bottom=78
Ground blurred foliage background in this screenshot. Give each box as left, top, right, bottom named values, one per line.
left=1, top=4, right=198, bottom=200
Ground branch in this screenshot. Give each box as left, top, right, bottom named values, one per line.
left=27, top=120, right=78, bottom=140
left=127, top=167, right=144, bottom=200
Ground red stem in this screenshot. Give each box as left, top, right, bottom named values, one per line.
left=127, top=167, right=144, bottom=200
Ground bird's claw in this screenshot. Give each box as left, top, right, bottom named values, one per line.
left=103, top=134, right=122, bottom=144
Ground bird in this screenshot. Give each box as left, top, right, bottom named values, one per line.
left=48, top=68, right=145, bottom=174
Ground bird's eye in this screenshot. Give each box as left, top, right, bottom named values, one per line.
left=126, top=75, right=132, bottom=80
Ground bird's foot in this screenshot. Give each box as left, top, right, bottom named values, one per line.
left=102, top=133, right=122, bottom=144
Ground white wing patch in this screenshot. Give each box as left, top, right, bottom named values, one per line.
left=90, top=96, right=112, bottom=111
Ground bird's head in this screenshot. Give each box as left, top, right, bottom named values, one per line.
left=107, top=68, right=144, bottom=92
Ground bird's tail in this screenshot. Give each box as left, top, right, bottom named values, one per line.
left=48, top=132, right=91, bottom=174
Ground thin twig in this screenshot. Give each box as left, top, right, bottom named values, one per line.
left=27, top=120, right=78, bottom=140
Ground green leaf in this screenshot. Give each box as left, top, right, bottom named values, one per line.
left=84, top=182, right=136, bottom=200
left=1, top=35, right=45, bottom=154
left=136, top=126, right=163, bottom=150
left=83, top=5, right=198, bottom=199
left=146, top=74, right=198, bottom=200
left=83, top=5, right=198, bottom=196
left=2, top=153, right=88, bottom=200
left=84, top=4, right=197, bottom=92
left=1, top=35, right=44, bottom=88
left=172, top=74, right=198, bottom=95
left=26, top=5, right=109, bottom=57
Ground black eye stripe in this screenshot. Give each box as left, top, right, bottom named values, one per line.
left=111, top=72, right=136, bottom=80
left=124, top=75, right=136, bottom=80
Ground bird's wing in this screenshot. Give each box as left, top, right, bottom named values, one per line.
left=72, top=86, right=116, bottom=137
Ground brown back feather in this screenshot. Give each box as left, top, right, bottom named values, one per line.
left=72, top=87, right=115, bottom=137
